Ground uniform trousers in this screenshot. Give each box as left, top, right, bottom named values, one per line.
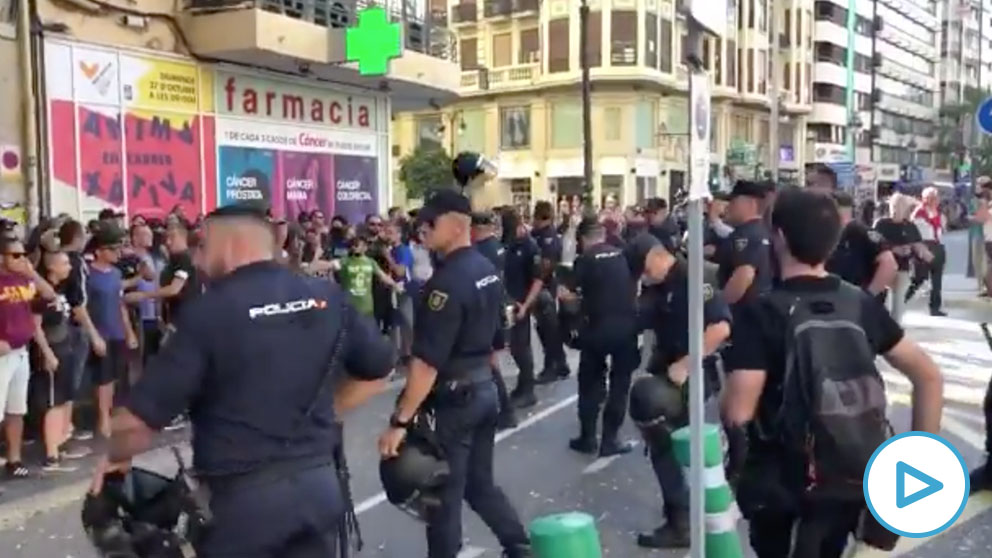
left=576, top=328, right=638, bottom=440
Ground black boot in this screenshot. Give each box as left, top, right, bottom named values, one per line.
left=598, top=437, right=636, bottom=457
left=535, top=362, right=570, bottom=384
left=636, top=511, right=690, bottom=549
left=970, top=461, right=992, bottom=493
left=497, top=409, right=519, bottom=430
left=502, top=544, right=533, bottom=558
left=569, top=435, right=598, bottom=455
left=510, top=388, right=538, bottom=409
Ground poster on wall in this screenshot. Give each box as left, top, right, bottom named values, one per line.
left=44, top=40, right=210, bottom=220
left=214, top=118, right=378, bottom=223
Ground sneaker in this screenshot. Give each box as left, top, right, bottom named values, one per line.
left=61, top=444, right=92, bottom=460
left=42, top=457, right=77, bottom=473
left=164, top=416, right=188, bottom=431
left=4, top=462, right=30, bottom=479
left=599, top=438, right=636, bottom=457
left=73, top=430, right=95, bottom=442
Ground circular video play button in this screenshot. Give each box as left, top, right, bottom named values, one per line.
left=864, top=432, right=970, bottom=538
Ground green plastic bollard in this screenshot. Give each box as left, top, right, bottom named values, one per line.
left=529, top=512, right=602, bottom=558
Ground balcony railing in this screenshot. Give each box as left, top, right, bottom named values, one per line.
left=461, top=63, right=538, bottom=91
left=452, top=3, right=478, bottom=23
left=186, top=0, right=458, bottom=63
left=484, top=0, right=512, bottom=18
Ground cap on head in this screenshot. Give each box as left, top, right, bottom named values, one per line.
left=97, top=208, right=123, bottom=221
left=730, top=180, right=768, bottom=199
left=418, top=189, right=473, bottom=223
left=90, top=224, right=125, bottom=249
left=206, top=202, right=271, bottom=224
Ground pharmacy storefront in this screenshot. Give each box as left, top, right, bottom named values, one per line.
left=43, top=39, right=390, bottom=223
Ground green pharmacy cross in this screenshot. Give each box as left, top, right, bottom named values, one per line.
left=346, top=7, right=403, bottom=76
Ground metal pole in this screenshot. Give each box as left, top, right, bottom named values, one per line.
left=685, top=18, right=706, bottom=558
left=769, top=0, right=779, bottom=183
left=868, top=0, right=878, bottom=166
left=844, top=0, right=857, bottom=162
left=580, top=0, right=594, bottom=198
left=18, top=0, right=41, bottom=226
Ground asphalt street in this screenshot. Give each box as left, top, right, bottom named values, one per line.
left=0, top=231, right=990, bottom=558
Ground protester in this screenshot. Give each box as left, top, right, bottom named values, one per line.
left=0, top=237, right=39, bottom=479
left=127, top=223, right=163, bottom=368
left=385, top=222, right=414, bottom=364
left=875, top=193, right=929, bottom=323
left=907, top=187, right=947, bottom=316
left=338, top=235, right=401, bottom=318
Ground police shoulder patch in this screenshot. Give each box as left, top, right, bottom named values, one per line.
left=734, top=237, right=749, bottom=251
left=703, top=283, right=714, bottom=302
left=427, top=290, right=449, bottom=311
left=867, top=230, right=883, bottom=243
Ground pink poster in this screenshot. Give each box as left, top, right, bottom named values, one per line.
left=278, top=151, right=334, bottom=222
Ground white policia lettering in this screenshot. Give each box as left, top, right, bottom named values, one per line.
left=248, top=298, right=326, bottom=319
left=475, top=275, right=500, bottom=290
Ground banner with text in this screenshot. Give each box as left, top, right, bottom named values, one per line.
left=44, top=39, right=209, bottom=219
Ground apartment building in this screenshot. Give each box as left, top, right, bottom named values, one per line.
left=808, top=0, right=943, bottom=190
left=941, top=0, right=992, bottom=104
left=392, top=0, right=817, bottom=210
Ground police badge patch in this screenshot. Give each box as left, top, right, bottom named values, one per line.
left=703, top=283, right=714, bottom=301
left=867, top=230, right=883, bottom=244
left=734, top=238, right=749, bottom=251
left=427, top=290, right=449, bottom=311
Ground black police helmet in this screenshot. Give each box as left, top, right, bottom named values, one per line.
left=629, top=375, right=686, bottom=426
left=451, top=151, right=496, bottom=188
left=380, top=432, right=451, bottom=522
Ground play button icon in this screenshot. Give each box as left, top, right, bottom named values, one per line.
left=895, top=461, right=943, bottom=508
left=864, top=432, right=970, bottom=538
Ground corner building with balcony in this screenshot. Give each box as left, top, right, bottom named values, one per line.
left=25, top=0, right=459, bottom=224
left=392, top=0, right=816, bottom=210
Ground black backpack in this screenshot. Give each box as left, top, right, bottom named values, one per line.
left=766, top=282, right=892, bottom=501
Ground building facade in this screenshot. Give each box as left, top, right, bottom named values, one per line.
left=4, top=0, right=460, bottom=226
left=940, top=0, right=992, bottom=104
left=0, top=1, right=27, bottom=224
left=393, top=0, right=817, bottom=211
left=808, top=0, right=943, bottom=192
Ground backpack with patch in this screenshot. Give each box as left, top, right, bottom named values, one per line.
left=767, top=282, right=892, bottom=501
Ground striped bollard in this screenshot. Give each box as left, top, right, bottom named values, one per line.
left=529, top=512, right=602, bottom=558
left=671, top=423, right=744, bottom=558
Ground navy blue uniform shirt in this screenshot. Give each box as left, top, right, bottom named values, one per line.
left=414, top=247, right=503, bottom=378
left=649, top=217, right=683, bottom=253
left=125, top=261, right=394, bottom=477
left=504, top=236, right=541, bottom=302
left=639, top=260, right=732, bottom=364
left=531, top=224, right=562, bottom=285
left=826, top=221, right=888, bottom=288
left=474, top=235, right=506, bottom=277
left=574, top=242, right=636, bottom=334
left=717, top=218, right=774, bottom=306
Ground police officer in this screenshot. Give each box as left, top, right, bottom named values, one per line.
left=645, top=198, right=683, bottom=254
left=719, top=180, right=774, bottom=314
left=530, top=200, right=570, bottom=383
left=501, top=207, right=544, bottom=409
left=472, top=211, right=518, bottom=429
left=627, top=236, right=732, bottom=548
left=379, top=190, right=531, bottom=558
left=559, top=216, right=639, bottom=456
left=91, top=203, right=395, bottom=557
left=826, top=192, right=898, bottom=300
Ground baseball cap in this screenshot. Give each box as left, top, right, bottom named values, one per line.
left=729, top=180, right=768, bottom=199
left=90, top=225, right=125, bottom=249
left=418, top=189, right=473, bottom=224
left=98, top=208, right=124, bottom=220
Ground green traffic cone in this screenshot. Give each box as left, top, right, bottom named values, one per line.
left=529, top=512, right=602, bottom=558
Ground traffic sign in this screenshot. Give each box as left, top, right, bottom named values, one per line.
left=976, top=96, right=992, bottom=134
left=863, top=432, right=969, bottom=538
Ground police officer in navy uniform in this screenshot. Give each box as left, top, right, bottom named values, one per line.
left=530, top=200, right=570, bottom=383
left=718, top=180, right=774, bottom=315
left=472, top=211, right=518, bottom=429
left=91, top=203, right=395, bottom=558
left=379, top=190, right=531, bottom=558
left=627, top=235, right=732, bottom=549
left=559, top=216, right=639, bottom=456
left=501, top=207, right=544, bottom=409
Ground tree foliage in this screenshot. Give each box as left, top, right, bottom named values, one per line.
left=935, top=86, right=992, bottom=176
left=398, top=145, right=453, bottom=200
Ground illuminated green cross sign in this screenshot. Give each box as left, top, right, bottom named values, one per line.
left=346, top=7, right=403, bottom=76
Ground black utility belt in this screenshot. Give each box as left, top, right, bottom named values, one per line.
left=200, top=453, right=335, bottom=495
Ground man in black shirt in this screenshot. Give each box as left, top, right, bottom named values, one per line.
left=128, top=222, right=199, bottom=327
left=501, top=209, right=544, bottom=409
left=531, top=201, right=569, bottom=383
left=722, top=188, right=943, bottom=558
left=873, top=193, right=924, bottom=322
left=718, top=181, right=774, bottom=314
left=826, top=192, right=897, bottom=298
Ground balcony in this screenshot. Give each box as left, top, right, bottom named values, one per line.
left=484, top=0, right=512, bottom=18
left=460, top=63, right=538, bottom=93
left=452, top=3, right=478, bottom=24
left=180, top=0, right=461, bottom=109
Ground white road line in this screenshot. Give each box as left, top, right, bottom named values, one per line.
left=583, top=441, right=642, bottom=475
left=456, top=545, right=487, bottom=558
left=941, top=414, right=987, bottom=451
left=355, top=394, right=580, bottom=516
left=850, top=492, right=992, bottom=558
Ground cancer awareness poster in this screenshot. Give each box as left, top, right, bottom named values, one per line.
left=217, top=146, right=276, bottom=207
left=332, top=155, right=378, bottom=224
left=280, top=151, right=334, bottom=222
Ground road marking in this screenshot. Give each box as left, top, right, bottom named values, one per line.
left=583, top=441, right=642, bottom=475
left=850, top=492, right=992, bottom=557
left=456, top=545, right=487, bottom=558
left=941, top=414, right=987, bottom=451
left=356, top=394, right=579, bottom=516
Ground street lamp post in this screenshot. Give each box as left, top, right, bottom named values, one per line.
left=580, top=0, right=594, bottom=199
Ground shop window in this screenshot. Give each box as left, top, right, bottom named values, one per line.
left=636, top=176, right=657, bottom=204
left=549, top=18, right=570, bottom=73
left=519, top=28, right=540, bottom=64
left=601, top=175, right=623, bottom=209
left=635, top=101, right=656, bottom=149
left=460, top=38, right=478, bottom=70
left=727, top=40, right=737, bottom=87
left=551, top=101, right=582, bottom=148
left=500, top=106, right=531, bottom=150
left=493, top=33, right=512, bottom=67
left=510, top=179, right=532, bottom=219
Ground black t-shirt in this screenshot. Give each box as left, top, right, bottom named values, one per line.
left=574, top=242, right=636, bottom=333
left=31, top=286, right=72, bottom=345
left=717, top=219, right=774, bottom=306
left=117, top=253, right=142, bottom=280
left=826, top=221, right=888, bottom=288
left=724, top=275, right=903, bottom=451
left=63, top=251, right=88, bottom=311
left=874, top=218, right=920, bottom=272
left=161, top=251, right=199, bottom=324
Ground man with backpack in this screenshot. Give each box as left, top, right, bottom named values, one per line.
left=721, top=188, right=943, bottom=558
